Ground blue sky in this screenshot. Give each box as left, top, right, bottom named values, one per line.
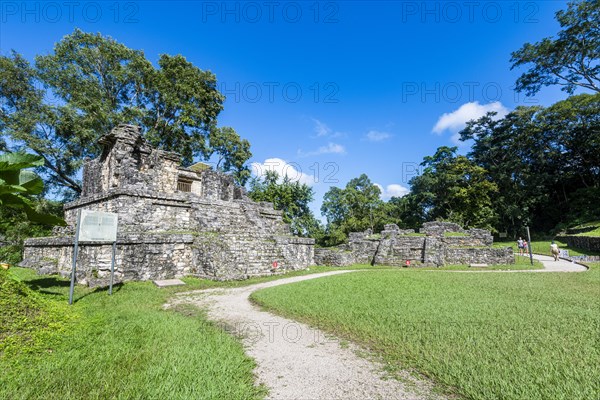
left=0, top=1, right=572, bottom=217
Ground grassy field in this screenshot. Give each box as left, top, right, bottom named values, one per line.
left=493, top=239, right=599, bottom=257
left=570, top=221, right=600, bottom=236
left=2, top=264, right=382, bottom=400
left=0, top=255, right=585, bottom=399
left=251, top=266, right=600, bottom=399
left=426, top=255, right=544, bottom=271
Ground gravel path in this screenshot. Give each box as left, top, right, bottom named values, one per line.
left=428, top=254, right=588, bottom=273
left=529, top=253, right=588, bottom=272
left=168, top=271, right=444, bottom=400
left=167, top=256, right=586, bottom=399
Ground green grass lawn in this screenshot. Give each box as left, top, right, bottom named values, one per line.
left=1, top=268, right=267, bottom=400
left=570, top=221, right=600, bottom=236
left=2, top=264, right=381, bottom=400
left=1, top=258, right=591, bottom=399
left=251, top=266, right=600, bottom=400
left=423, top=255, right=544, bottom=271
left=493, top=239, right=600, bottom=257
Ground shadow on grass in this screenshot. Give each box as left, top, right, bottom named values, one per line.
left=25, top=277, right=71, bottom=296
left=23, top=276, right=124, bottom=302
left=73, top=282, right=124, bottom=304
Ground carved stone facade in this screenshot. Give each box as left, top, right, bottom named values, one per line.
left=21, top=125, right=314, bottom=284
left=315, top=222, right=513, bottom=267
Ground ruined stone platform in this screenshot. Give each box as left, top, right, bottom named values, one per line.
left=153, top=279, right=186, bottom=287
left=21, top=124, right=314, bottom=285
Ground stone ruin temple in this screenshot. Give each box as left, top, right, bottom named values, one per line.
left=21, top=124, right=315, bottom=284
left=315, top=222, right=514, bottom=267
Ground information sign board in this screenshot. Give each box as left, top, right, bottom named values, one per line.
left=79, top=210, right=118, bottom=242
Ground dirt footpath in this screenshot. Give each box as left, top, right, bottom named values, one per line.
left=168, top=271, right=444, bottom=400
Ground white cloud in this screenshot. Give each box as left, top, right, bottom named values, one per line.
left=365, top=130, right=392, bottom=142
left=251, top=158, right=315, bottom=185
left=375, top=183, right=410, bottom=199
left=432, top=101, right=509, bottom=136
left=313, top=119, right=330, bottom=137
left=298, top=142, right=346, bottom=157
left=311, top=118, right=344, bottom=138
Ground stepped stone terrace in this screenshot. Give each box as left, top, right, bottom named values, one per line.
left=21, top=125, right=314, bottom=285
left=314, top=222, right=514, bottom=267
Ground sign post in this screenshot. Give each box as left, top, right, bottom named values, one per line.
left=69, top=210, right=119, bottom=305
left=109, top=241, right=117, bottom=295
left=525, top=226, right=534, bottom=266
left=69, top=210, right=82, bottom=305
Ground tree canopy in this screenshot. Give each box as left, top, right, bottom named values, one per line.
left=0, top=29, right=251, bottom=197
left=459, top=94, right=600, bottom=233
left=248, top=171, right=321, bottom=237
left=511, top=0, right=600, bottom=96
left=403, top=147, right=499, bottom=231
left=320, top=174, right=392, bottom=245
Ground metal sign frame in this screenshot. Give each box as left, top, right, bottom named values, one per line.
left=69, top=210, right=119, bottom=305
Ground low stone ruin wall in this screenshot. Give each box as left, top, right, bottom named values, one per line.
left=315, top=222, right=513, bottom=267
left=557, top=235, right=600, bottom=253
left=21, top=234, right=196, bottom=286
left=22, top=232, right=314, bottom=284
left=444, top=247, right=514, bottom=265
left=314, top=248, right=356, bottom=267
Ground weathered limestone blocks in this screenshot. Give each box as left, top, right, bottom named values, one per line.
left=557, top=235, right=600, bottom=253
left=420, top=221, right=463, bottom=236
left=21, top=234, right=196, bottom=286
left=444, top=247, right=514, bottom=265
left=315, top=222, right=513, bottom=267
left=21, top=124, right=314, bottom=283
left=314, top=248, right=355, bottom=267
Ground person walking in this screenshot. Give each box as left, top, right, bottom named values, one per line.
left=517, top=237, right=524, bottom=256
left=550, top=241, right=560, bottom=261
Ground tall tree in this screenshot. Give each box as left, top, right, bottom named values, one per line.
left=459, top=94, right=600, bottom=232
left=320, top=174, right=387, bottom=245
left=0, top=29, right=250, bottom=197
left=404, top=147, right=499, bottom=230
left=206, top=126, right=252, bottom=185
left=511, top=0, right=600, bottom=96
left=248, top=171, right=321, bottom=237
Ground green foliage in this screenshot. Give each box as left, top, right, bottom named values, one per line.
left=0, top=29, right=250, bottom=198
left=0, top=201, right=62, bottom=264
left=206, top=126, right=252, bottom=185
left=321, top=174, right=393, bottom=245
left=511, top=0, right=600, bottom=96
left=248, top=170, right=322, bottom=237
left=139, top=53, right=224, bottom=166
left=401, top=147, right=499, bottom=231
left=0, top=153, right=65, bottom=228
left=0, top=153, right=65, bottom=263
left=0, top=269, right=74, bottom=357
left=252, top=267, right=600, bottom=400
left=459, top=94, right=600, bottom=234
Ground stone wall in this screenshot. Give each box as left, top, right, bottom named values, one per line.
left=558, top=235, right=600, bottom=253
left=22, top=124, right=315, bottom=283
left=444, top=247, right=514, bottom=265
left=82, top=125, right=180, bottom=197
left=420, top=221, right=463, bottom=235
left=315, top=222, right=513, bottom=267
left=314, top=248, right=357, bottom=267
left=21, top=234, right=196, bottom=286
